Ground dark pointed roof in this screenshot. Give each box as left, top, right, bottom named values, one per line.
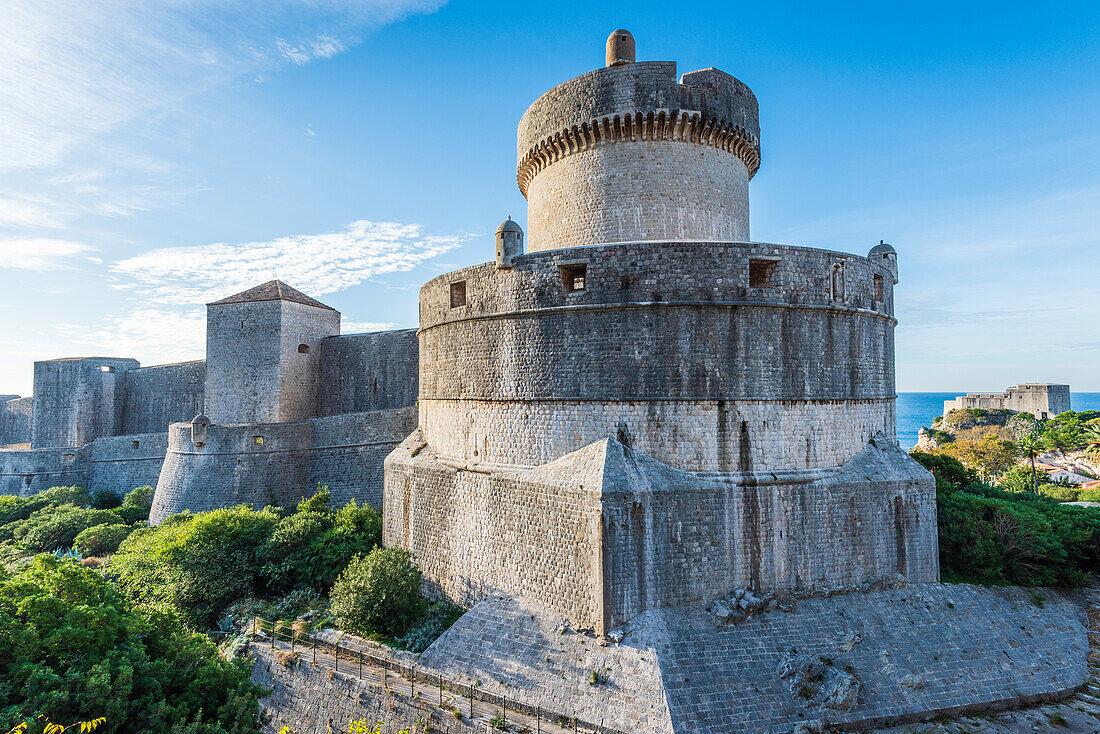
left=208, top=280, right=337, bottom=311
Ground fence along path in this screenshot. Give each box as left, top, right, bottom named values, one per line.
left=251, top=618, right=622, bottom=734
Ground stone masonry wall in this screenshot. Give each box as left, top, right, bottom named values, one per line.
left=121, top=361, right=205, bottom=435
left=32, top=358, right=139, bottom=448
left=318, top=330, right=418, bottom=416
left=420, top=397, right=896, bottom=472
left=0, top=446, right=86, bottom=496
left=150, top=422, right=313, bottom=523
left=252, top=644, right=479, bottom=734
left=525, top=140, right=749, bottom=250
left=84, top=432, right=169, bottom=498
left=277, top=301, right=342, bottom=423
left=0, top=397, right=32, bottom=446
left=384, top=429, right=605, bottom=629
left=385, top=432, right=936, bottom=632
left=308, top=407, right=418, bottom=510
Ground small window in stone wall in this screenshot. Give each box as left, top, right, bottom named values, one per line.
left=131, top=440, right=140, bottom=449
left=874, top=274, right=884, bottom=302
left=297, top=344, right=310, bottom=354
left=100, top=365, right=114, bottom=373
left=450, top=280, right=467, bottom=308
left=253, top=435, right=264, bottom=445
left=62, top=453, right=75, bottom=462
left=560, top=264, right=586, bottom=292
left=748, top=259, right=777, bottom=288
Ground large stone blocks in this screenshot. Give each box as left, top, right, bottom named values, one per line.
left=384, top=432, right=937, bottom=633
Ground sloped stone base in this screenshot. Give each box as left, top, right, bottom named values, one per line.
left=417, top=586, right=1088, bottom=733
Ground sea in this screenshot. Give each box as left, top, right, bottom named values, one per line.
left=896, top=393, right=1100, bottom=450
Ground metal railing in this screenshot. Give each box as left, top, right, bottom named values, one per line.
left=249, top=617, right=623, bottom=734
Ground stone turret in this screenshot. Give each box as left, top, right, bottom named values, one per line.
left=494, top=217, right=524, bottom=269
left=605, top=29, right=635, bottom=67
left=517, top=30, right=760, bottom=252
left=204, top=280, right=340, bottom=424
left=31, top=357, right=139, bottom=448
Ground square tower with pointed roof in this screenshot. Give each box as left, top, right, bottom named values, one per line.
left=204, top=280, right=340, bottom=424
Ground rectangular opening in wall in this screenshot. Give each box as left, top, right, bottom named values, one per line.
left=99, top=365, right=115, bottom=373
left=131, top=440, right=139, bottom=449
left=297, top=343, right=310, bottom=354
left=62, top=453, right=75, bottom=462
left=449, top=280, right=467, bottom=308
left=252, top=435, right=264, bottom=445
left=560, top=264, right=587, bottom=292
left=874, top=274, right=884, bottom=302
left=748, top=259, right=778, bottom=288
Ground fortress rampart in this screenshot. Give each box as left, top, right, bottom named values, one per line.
left=121, top=361, right=206, bottom=435
left=518, top=63, right=760, bottom=251
left=417, top=241, right=897, bottom=471
left=0, top=281, right=419, bottom=519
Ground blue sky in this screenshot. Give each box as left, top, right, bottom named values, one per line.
left=1, top=0, right=1097, bottom=395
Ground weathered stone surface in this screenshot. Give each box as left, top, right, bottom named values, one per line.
left=415, top=586, right=1087, bottom=734
left=385, top=431, right=936, bottom=633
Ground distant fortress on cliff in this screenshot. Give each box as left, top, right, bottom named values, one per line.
left=943, top=383, right=1071, bottom=420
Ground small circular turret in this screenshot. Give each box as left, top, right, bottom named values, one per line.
left=495, top=217, right=524, bottom=269
left=869, top=240, right=899, bottom=283
left=606, top=29, right=635, bottom=67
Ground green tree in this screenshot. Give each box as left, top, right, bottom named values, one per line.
left=0, top=556, right=263, bottom=733
left=1017, top=431, right=1044, bottom=493
left=330, top=548, right=424, bottom=637
left=1082, top=426, right=1100, bottom=463
left=936, top=434, right=1018, bottom=482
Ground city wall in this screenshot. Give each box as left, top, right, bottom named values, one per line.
left=319, top=330, right=419, bottom=415
left=0, top=397, right=32, bottom=446
left=0, top=446, right=86, bottom=496
left=84, top=432, right=170, bottom=497
left=122, top=361, right=206, bottom=435
left=308, top=407, right=418, bottom=509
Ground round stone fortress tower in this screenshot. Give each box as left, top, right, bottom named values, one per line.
left=385, top=32, right=937, bottom=635
left=519, top=30, right=760, bottom=252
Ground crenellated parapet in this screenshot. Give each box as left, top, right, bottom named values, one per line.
left=516, top=106, right=761, bottom=198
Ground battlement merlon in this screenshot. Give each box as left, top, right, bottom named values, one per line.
left=516, top=61, right=761, bottom=197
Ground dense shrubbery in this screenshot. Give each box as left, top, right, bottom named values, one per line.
left=73, top=523, right=137, bottom=557
left=0, top=484, right=459, bottom=732
left=330, top=547, right=424, bottom=638
left=110, top=489, right=383, bottom=628
left=911, top=451, right=1100, bottom=587
left=0, top=555, right=263, bottom=734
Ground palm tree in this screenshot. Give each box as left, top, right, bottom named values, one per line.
left=1083, top=426, right=1100, bottom=466
left=1017, top=431, right=1044, bottom=493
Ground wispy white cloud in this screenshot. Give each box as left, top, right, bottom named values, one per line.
left=343, top=320, right=399, bottom=333
left=113, top=220, right=466, bottom=306
left=277, top=35, right=345, bottom=65
left=55, top=308, right=208, bottom=367
left=62, top=220, right=464, bottom=362
left=0, top=0, right=446, bottom=173
left=0, top=238, right=96, bottom=270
